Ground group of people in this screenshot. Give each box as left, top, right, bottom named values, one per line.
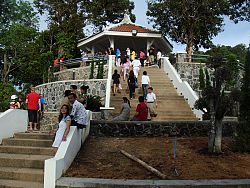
left=111, top=47, right=158, bottom=121
left=10, top=88, right=47, bottom=130
left=52, top=84, right=90, bottom=148
left=114, top=46, right=162, bottom=68
left=14, top=85, right=89, bottom=148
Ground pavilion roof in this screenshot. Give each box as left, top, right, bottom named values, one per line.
left=109, top=23, right=159, bottom=34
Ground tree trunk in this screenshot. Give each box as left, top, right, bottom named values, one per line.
left=2, top=53, right=8, bottom=83
left=186, top=42, right=193, bottom=63
left=208, top=99, right=216, bottom=153
left=214, top=119, right=223, bottom=153
left=208, top=98, right=223, bottom=153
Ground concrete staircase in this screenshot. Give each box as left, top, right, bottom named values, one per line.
left=110, top=67, right=197, bottom=121
left=0, top=132, right=55, bottom=188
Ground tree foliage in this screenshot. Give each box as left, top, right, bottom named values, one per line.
left=195, top=55, right=240, bottom=153
left=147, top=0, right=225, bottom=56
left=234, top=45, right=250, bottom=152
left=147, top=0, right=249, bottom=56
left=0, top=83, right=16, bottom=111
left=82, top=0, right=135, bottom=32
left=0, top=0, right=39, bottom=83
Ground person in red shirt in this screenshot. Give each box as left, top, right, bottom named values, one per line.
left=132, top=96, right=148, bottom=121
left=26, top=87, right=40, bottom=131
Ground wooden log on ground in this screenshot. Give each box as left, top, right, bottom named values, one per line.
left=120, top=149, right=167, bottom=179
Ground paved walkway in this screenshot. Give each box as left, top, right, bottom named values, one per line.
left=57, top=177, right=250, bottom=188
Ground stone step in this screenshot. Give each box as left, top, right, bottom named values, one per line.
left=0, top=153, right=51, bottom=169
left=2, top=138, right=53, bottom=147
left=0, top=145, right=55, bottom=155
left=14, top=132, right=53, bottom=140
left=0, top=179, right=43, bottom=188
left=0, top=167, right=43, bottom=182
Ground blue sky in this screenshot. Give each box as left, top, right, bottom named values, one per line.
left=37, top=0, right=250, bottom=52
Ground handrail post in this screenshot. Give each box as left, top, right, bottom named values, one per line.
left=104, top=55, right=115, bottom=108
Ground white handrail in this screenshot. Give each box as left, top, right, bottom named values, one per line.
left=162, top=57, right=203, bottom=120
left=44, top=110, right=92, bottom=188
left=0, top=109, right=28, bottom=144
left=101, top=55, right=115, bottom=110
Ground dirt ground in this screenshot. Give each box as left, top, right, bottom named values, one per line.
left=66, top=136, right=250, bottom=180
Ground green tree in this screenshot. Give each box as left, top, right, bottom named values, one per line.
left=147, top=0, right=225, bottom=58
left=195, top=55, right=240, bottom=153
left=82, top=0, right=135, bottom=32
left=0, top=24, right=38, bottom=83
left=234, top=44, right=250, bottom=152
left=0, top=0, right=38, bottom=83
left=34, top=0, right=84, bottom=59
left=0, top=83, right=16, bottom=111
left=199, top=67, right=205, bottom=90
left=147, top=0, right=249, bottom=58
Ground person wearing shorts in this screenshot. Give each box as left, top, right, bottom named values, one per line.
left=26, top=87, right=40, bottom=131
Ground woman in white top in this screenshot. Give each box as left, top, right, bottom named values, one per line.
left=52, top=105, right=71, bottom=148
left=141, top=71, right=150, bottom=99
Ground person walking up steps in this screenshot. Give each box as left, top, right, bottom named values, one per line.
left=141, top=71, right=150, bottom=99
left=112, top=69, right=120, bottom=96
left=127, top=70, right=136, bottom=99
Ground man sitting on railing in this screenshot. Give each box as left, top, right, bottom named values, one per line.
left=68, top=93, right=88, bottom=129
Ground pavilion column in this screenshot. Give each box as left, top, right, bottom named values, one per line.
left=108, top=37, right=114, bottom=49
left=147, top=39, right=154, bottom=52
left=91, top=46, right=95, bottom=55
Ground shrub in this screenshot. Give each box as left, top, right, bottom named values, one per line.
left=86, top=95, right=103, bottom=112
left=0, top=83, right=16, bottom=111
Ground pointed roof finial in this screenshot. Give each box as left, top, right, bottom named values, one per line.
left=121, top=11, right=132, bottom=24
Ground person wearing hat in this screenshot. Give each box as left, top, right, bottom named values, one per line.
left=78, top=85, right=89, bottom=107
left=9, top=95, right=20, bottom=109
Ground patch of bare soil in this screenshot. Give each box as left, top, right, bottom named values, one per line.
left=65, top=137, right=250, bottom=180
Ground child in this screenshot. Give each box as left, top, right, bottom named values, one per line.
left=10, top=95, right=20, bottom=109
left=146, top=87, right=157, bottom=120
left=112, top=69, right=120, bottom=96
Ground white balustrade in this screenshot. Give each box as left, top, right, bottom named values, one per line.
left=162, top=57, right=203, bottom=120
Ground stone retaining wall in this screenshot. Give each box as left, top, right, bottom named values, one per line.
left=36, top=79, right=107, bottom=111
left=175, top=62, right=213, bottom=92
left=90, top=120, right=237, bottom=137
left=40, top=112, right=102, bottom=131
left=53, top=65, right=108, bottom=81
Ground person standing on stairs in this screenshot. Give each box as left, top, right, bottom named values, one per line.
left=113, top=97, right=131, bottom=121
left=112, top=69, right=121, bottom=96
left=128, top=70, right=136, bottom=99
left=146, top=87, right=157, bottom=120
left=148, top=46, right=155, bottom=66
left=141, top=71, right=150, bottom=99
left=26, top=87, right=40, bottom=131
left=52, top=104, right=71, bottom=148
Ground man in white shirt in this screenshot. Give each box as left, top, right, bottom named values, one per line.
left=157, top=49, right=162, bottom=68
left=146, top=87, right=157, bottom=120
left=131, top=56, right=141, bottom=78
left=68, top=93, right=88, bottom=129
